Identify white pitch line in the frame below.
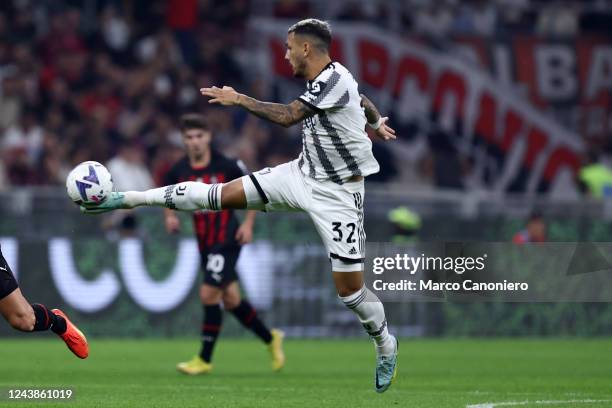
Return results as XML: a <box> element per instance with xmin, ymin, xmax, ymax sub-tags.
<box><xmin>467</xmin><ymin>399</ymin><xmax>612</xmax><ymax>408</ymax></box>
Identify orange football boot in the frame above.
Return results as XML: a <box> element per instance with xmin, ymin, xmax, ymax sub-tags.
<box><xmin>51</xmin><ymin>309</ymin><xmax>89</xmax><ymax>359</ymax></box>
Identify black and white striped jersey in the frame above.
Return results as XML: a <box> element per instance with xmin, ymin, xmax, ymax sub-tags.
<box><xmin>296</xmin><ymin>62</ymin><xmax>380</xmax><ymax>184</ymax></box>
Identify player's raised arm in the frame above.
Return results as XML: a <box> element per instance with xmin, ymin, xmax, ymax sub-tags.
<box><xmin>200</xmin><ymin>86</ymin><xmax>314</xmax><ymax>128</ymax></box>
<box><xmin>360</xmin><ymin>93</ymin><xmax>396</xmax><ymax>141</ymax></box>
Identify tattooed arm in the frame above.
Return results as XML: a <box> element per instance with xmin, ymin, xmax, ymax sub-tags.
<box><xmin>237</xmin><ymin>96</ymin><xmax>314</xmax><ymax>127</ymax></box>
<box><xmin>360</xmin><ymin>93</ymin><xmax>381</xmax><ymax>125</ymax></box>
<box><xmin>360</xmin><ymin>93</ymin><xmax>396</xmax><ymax>141</ymax></box>
<box><xmin>200</xmin><ymin>86</ymin><xmax>314</xmax><ymax>127</ymax></box>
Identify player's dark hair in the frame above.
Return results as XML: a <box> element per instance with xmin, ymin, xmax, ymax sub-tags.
<box><xmin>180</xmin><ymin>113</ymin><xmax>209</xmax><ymax>132</ymax></box>
<box><xmin>288</xmin><ymin>18</ymin><xmax>332</xmax><ymax>52</ymax></box>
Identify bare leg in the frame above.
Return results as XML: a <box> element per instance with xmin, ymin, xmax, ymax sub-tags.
<box><xmin>333</xmin><ymin>271</ymin><xmax>364</xmax><ymax>297</ymax></box>
<box><xmin>221</xmin><ymin>281</ymin><xmax>242</xmax><ymax>310</ymax></box>
<box><xmin>0</xmin><ymin>289</ymin><xmax>35</xmax><ymax>331</ymax></box>
<box><xmin>200</xmin><ymin>284</ymin><xmax>223</xmax><ymax>305</ymax></box>
<box><xmin>220</xmin><ymin>178</ymin><xmax>248</xmax><ymax>209</ymax></box>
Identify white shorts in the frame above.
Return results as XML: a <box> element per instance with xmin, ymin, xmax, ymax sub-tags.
<box><xmin>242</xmin><ymin>160</ymin><xmax>365</xmax><ymax>272</ymax></box>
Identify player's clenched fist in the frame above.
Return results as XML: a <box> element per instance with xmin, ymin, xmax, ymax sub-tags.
<box><xmin>200</xmin><ymin>86</ymin><xmax>241</xmax><ymax>106</ymax></box>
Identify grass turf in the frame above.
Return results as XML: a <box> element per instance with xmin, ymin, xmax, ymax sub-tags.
<box><xmin>0</xmin><ymin>338</ymin><xmax>611</xmax><ymax>407</ymax></box>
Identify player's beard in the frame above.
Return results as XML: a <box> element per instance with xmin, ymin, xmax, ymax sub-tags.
<box><xmin>292</xmin><ymin>59</ymin><xmax>307</xmax><ymax>78</ymax></box>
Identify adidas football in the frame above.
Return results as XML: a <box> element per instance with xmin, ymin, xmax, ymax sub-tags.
<box><xmin>66</xmin><ymin>161</ymin><xmax>114</xmax><ymax>205</ymax></box>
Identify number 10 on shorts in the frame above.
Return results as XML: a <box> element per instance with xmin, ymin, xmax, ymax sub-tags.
<box><xmin>206</xmin><ymin>254</ymin><xmax>225</xmax><ymax>282</ymax></box>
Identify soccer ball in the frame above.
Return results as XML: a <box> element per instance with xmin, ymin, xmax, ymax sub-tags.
<box><xmin>66</xmin><ymin>161</ymin><xmax>114</xmax><ymax>205</ymax></box>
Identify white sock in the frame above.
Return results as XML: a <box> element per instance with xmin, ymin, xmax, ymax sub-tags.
<box><xmin>340</xmin><ymin>285</ymin><xmax>395</xmax><ymax>356</ymax></box>
<box><xmin>123</xmin><ymin>182</ymin><xmax>222</xmax><ymax>211</ymax></box>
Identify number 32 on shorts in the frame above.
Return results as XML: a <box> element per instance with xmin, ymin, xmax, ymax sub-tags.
<box><xmin>331</xmin><ymin>222</ymin><xmax>356</xmax><ymax>243</ymax></box>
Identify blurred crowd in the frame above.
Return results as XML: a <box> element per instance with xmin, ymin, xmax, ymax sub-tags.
<box><xmin>330</xmin><ymin>0</ymin><xmax>611</xmax><ymax>38</ymax></box>
<box><xmin>0</xmin><ymin>0</ymin><xmax>610</xmax><ymax>191</ymax></box>
<box><xmin>0</xmin><ymin>0</ymin><xmax>299</xmax><ymax>191</ymax></box>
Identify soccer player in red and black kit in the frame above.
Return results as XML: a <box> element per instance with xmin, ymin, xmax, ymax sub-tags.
<box><xmin>0</xmin><ymin>246</ymin><xmax>88</xmax><ymax>358</ymax></box>
<box><xmin>164</xmin><ymin>113</ymin><xmax>284</xmax><ymax>375</ymax></box>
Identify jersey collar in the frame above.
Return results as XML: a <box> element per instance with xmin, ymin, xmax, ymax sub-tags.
<box><xmin>309</xmin><ymin>61</ymin><xmax>335</xmax><ymax>84</ymax></box>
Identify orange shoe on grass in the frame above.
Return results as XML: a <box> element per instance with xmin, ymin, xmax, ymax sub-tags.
<box><xmin>51</xmin><ymin>309</ymin><xmax>89</xmax><ymax>359</ymax></box>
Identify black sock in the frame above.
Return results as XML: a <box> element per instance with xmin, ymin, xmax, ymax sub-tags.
<box><xmin>230</xmin><ymin>300</ymin><xmax>272</xmax><ymax>344</ymax></box>
<box><xmin>31</xmin><ymin>304</ymin><xmax>67</xmax><ymax>334</ymax></box>
<box><xmin>200</xmin><ymin>304</ymin><xmax>222</xmax><ymax>363</ymax></box>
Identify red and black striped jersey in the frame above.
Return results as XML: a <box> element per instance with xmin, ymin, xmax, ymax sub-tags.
<box><xmin>163</xmin><ymin>150</ymin><xmax>247</xmax><ymax>252</ymax></box>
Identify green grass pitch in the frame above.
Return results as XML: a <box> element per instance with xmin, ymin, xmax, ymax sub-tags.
<box><xmin>0</xmin><ymin>338</ymin><xmax>611</xmax><ymax>407</ymax></box>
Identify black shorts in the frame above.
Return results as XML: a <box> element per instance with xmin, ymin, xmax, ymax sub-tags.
<box><xmin>0</xmin><ymin>248</ymin><xmax>18</xmax><ymax>300</ymax></box>
<box><xmin>201</xmin><ymin>247</ymin><xmax>241</xmax><ymax>288</ymax></box>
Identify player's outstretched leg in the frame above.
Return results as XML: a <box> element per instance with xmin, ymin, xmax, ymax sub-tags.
<box><xmin>223</xmin><ymin>283</ymin><xmax>285</xmax><ymax>371</ymax></box>
<box><xmin>0</xmin><ymin>248</ymin><xmax>89</xmax><ymax>359</ymax></box>
<box><xmin>0</xmin><ymin>291</ymin><xmax>89</xmax><ymax>359</ymax></box>
<box><xmin>80</xmin><ymin>175</ymin><xmax>253</xmax><ymax>215</ymax></box>
<box><xmin>334</xmin><ymin>272</ymin><xmax>398</xmax><ymax>393</ymax></box>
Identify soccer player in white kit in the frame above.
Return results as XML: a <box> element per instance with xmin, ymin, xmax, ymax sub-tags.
<box><xmin>82</xmin><ymin>18</ymin><xmax>399</xmax><ymax>393</ymax></box>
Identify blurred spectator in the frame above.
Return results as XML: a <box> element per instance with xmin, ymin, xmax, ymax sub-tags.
<box><xmin>388</xmin><ymin>206</ymin><xmax>422</xmax><ymax>243</ymax></box>
<box><xmin>536</xmin><ymin>2</ymin><xmax>579</xmax><ymax>37</ymax></box>
<box><xmin>2</xmin><ymin>106</ymin><xmax>43</xmax><ymax>165</ymax></box>
<box><xmin>452</xmin><ymin>0</ymin><xmax>497</xmax><ymax>36</ymax></box>
<box><xmin>413</xmin><ymin>4</ymin><xmax>453</xmax><ymax>39</ymax></box>
<box><xmin>80</xmin><ymin>82</ymin><xmax>122</xmax><ymax>130</ymax></box>
<box><xmin>166</xmin><ymin>0</ymin><xmax>198</xmax><ymax>65</ymax></box>
<box><xmin>105</xmin><ymin>139</ymin><xmax>155</xmax><ymax>238</ymax></box>
<box><xmin>0</xmin><ymin>158</ymin><xmax>7</xmax><ymax>190</ymax></box>
<box><xmin>513</xmin><ymin>212</ymin><xmax>547</xmax><ymax>244</ymax></box>
<box><xmin>273</xmin><ymin>0</ymin><xmax>311</xmax><ymax>18</ymax></box>
<box><xmin>4</xmin><ymin>147</ymin><xmax>33</xmax><ymax>184</ymax></box>
<box><xmin>100</xmin><ymin>5</ymin><xmax>131</xmax><ymax>58</ymax></box>
<box><xmin>36</xmin><ymin>131</ymin><xmax>71</xmax><ymax>185</ymax></box>
<box><xmin>578</xmin><ymin>151</ymin><xmax>612</xmax><ymax>199</ymax></box>
<box><xmin>335</xmin><ymin>1</ymin><xmax>387</xmax><ymax>24</ymax></box>
<box><xmin>41</xmin><ymin>78</ymin><xmax>80</xmax><ymax>129</ymax></box>
<box><xmin>106</xmin><ymin>139</ymin><xmax>154</xmax><ymax>192</ymax></box>
<box><xmin>0</xmin><ymin>74</ymin><xmax>23</xmax><ymax>130</ymax></box>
